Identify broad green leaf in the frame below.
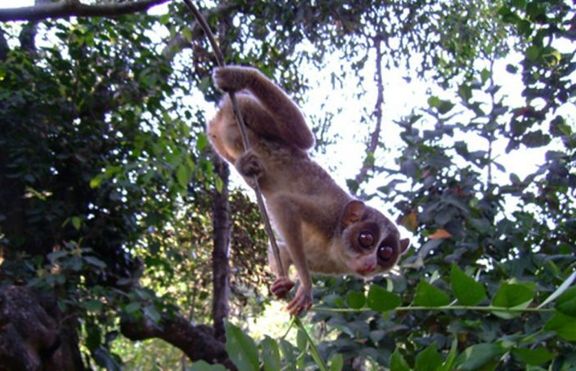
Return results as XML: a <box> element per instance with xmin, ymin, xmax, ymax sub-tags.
<box><xmin>414</xmin><ymin>343</ymin><xmax>442</xmax><ymax>371</ymax></box>
<box><xmin>555</xmin><ymin>286</ymin><xmax>576</xmax><ymax>317</ymax></box>
<box><xmin>413</xmin><ymin>281</ymin><xmax>450</xmax><ymax>307</ymax></box>
<box><xmin>346</xmin><ymin>290</ymin><xmax>366</xmax><ymax>309</ymax></box>
<box><xmin>491</xmin><ymin>282</ymin><xmax>535</xmax><ymax>319</ymax></box>
<box><xmin>278</xmin><ymin>339</ymin><xmax>298</xmax><ymax>371</ymax></box>
<box><xmin>225</xmin><ymin>322</ymin><xmax>259</xmax><ymax>371</ymax></box>
<box><xmin>190</xmin><ymin>361</ymin><xmax>227</xmax><ymax>371</ymax></box>
<box><xmin>328</xmin><ymin>353</ymin><xmax>344</xmax><ymax>371</ymax></box>
<box><xmin>512</xmin><ymin>347</ymin><xmax>554</xmax><ymax>366</ymax></box>
<box><xmin>455</xmin><ymin>343</ymin><xmax>504</xmax><ymax>370</ymax></box>
<box><xmin>450</xmin><ymin>265</ymin><xmax>487</xmax><ymax>306</ymax></box>
<box><xmin>367</xmin><ymin>284</ymin><xmax>401</xmax><ymax>312</ymax></box>
<box><xmin>261</xmin><ymin>336</ymin><xmax>281</xmax><ymax>371</ymax></box>
<box><xmin>390</xmin><ymin>349</ymin><xmax>410</xmax><ymax>371</ymax></box>
<box><xmin>544</xmin><ymin>313</ymin><xmax>576</xmax><ymax>341</ymax></box>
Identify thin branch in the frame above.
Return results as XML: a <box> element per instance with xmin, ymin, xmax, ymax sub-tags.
<box><xmin>353</xmin><ymin>36</ymin><xmax>385</xmax><ymax>188</ymax></box>
<box><xmin>0</xmin><ymin>0</ymin><xmax>171</xmax><ymax>22</ymax></box>
<box><xmin>182</xmin><ymin>0</ymin><xmax>286</xmax><ymax>278</ymax></box>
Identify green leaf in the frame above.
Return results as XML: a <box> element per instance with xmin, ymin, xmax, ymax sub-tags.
<box><xmin>71</xmin><ymin>216</ymin><xmax>82</xmax><ymax>230</ymax></box>
<box><xmin>346</xmin><ymin>290</ymin><xmax>366</xmax><ymax>309</ymax></box>
<box><xmin>450</xmin><ymin>265</ymin><xmax>487</xmax><ymax>305</ymax></box>
<box><xmin>225</xmin><ymin>322</ymin><xmax>259</xmax><ymax>371</ymax></box>
<box><xmin>491</xmin><ymin>282</ymin><xmax>535</xmax><ymax>319</ymax></box>
<box><xmin>544</xmin><ymin>313</ymin><xmax>576</xmax><ymax>341</ymax></box>
<box><xmin>83</xmin><ymin>299</ymin><xmax>103</xmax><ymax>312</ymax></box>
<box><xmin>190</xmin><ymin>361</ymin><xmax>227</xmax><ymax>371</ymax></box>
<box><xmin>84</xmin><ymin>256</ymin><xmax>107</xmax><ymax>269</ymax></box>
<box><xmin>413</xmin><ymin>281</ymin><xmax>450</xmax><ymax>307</ymax></box>
<box><xmin>390</xmin><ymin>349</ymin><xmax>411</xmax><ymax>371</ymax></box>
<box><xmin>414</xmin><ymin>343</ymin><xmax>442</xmax><ymax>371</ymax></box>
<box><xmin>261</xmin><ymin>337</ymin><xmax>281</xmax><ymax>371</ymax></box>
<box><xmin>197</xmin><ymin>133</ymin><xmax>209</xmax><ymax>151</ymax></box>
<box><xmin>438</xmin><ymin>338</ymin><xmax>458</xmax><ymax>371</ymax></box>
<box><xmin>455</xmin><ymin>343</ymin><xmax>504</xmax><ymax>370</ymax></box>
<box><xmin>555</xmin><ymin>286</ymin><xmax>576</xmax><ymax>317</ymax></box>
<box><xmin>366</xmin><ymin>284</ymin><xmax>401</xmax><ymax>312</ymax></box>
<box><xmin>124</xmin><ymin>302</ymin><xmax>141</xmax><ymax>314</ymax></box>
<box><xmin>328</xmin><ymin>353</ymin><xmax>343</xmax><ymax>371</ymax></box>
<box><xmin>512</xmin><ymin>347</ymin><xmax>554</xmax><ymax>366</ymax></box>
<box><xmin>176</xmin><ymin>164</ymin><xmax>190</xmax><ymax>190</ymax></box>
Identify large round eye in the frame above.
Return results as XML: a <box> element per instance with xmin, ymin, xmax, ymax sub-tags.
<box><xmin>358</xmin><ymin>231</ymin><xmax>375</xmax><ymax>249</ymax></box>
<box><xmin>378</xmin><ymin>245</ymin><xmax>395</xmax><ymax>262</ymax></box>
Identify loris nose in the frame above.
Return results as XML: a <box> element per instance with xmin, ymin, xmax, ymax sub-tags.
<box><xmin>358</xmin><ymin>263</ymin><xmax>376</xmax><ymax>275</ymax></box>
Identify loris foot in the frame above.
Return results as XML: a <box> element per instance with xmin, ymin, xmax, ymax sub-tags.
<box><xmin>236</xmin><ymin>150</ymin><xmax>263</xmax><ymax>180</ymax></box>
<box><xmin>212</xmin><ymin>66</ymin><xmax>257</xmax><ymax>93</ymax></box>
<box><xmin>286</xmin><ymin>285</ymin><xmax>313</xmax><ymax>316</ymax></box>
<box><xmin>271</xmin><ymin>277</ymin><xmax>295</xmax><ymax>299</ymax></box>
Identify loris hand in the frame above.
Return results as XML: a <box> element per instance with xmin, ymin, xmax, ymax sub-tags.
<box><xmin>286</xmin><ymin>284</ymin><xmax>313</xmax><ymax>316</ymax></box>
<box><xmin>212</xmin><ymin>66</ymin><xmax>258</xmax><ymax>93</ymax></box>
<box><xmin>271</xmin><ymin>276</ymin><xmax>295</xmax><ymax>299</ymax></box>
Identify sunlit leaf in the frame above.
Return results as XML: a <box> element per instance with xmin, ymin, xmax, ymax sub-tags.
<box><xmin>413</xmin><ymin>281</ymin><xmax>450</xmax><ymax>307</ymax></box>
<box><xmin>450</xmin><ymin>265</ymin><xmax>487</xmax><ymax>306</ymax></box>
<box><xmin>225</xmin><ymin>322</ymin><xmax>259</xmax><ymax>371</ymax></box>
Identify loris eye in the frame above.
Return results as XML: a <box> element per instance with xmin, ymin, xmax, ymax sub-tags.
<box><xmin>358</xmin><ymin>232</ymin><xmax>375</xmax><ymax>248</ymax></box>
<box><xmin>378</xmin><ymin>245</ymin><xmax>395</xmax><ymax>262</ymax></box>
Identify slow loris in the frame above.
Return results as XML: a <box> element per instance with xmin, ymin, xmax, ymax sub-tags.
<box><xmin>208</xmin><ymin>66</ymin><xmax>409</xmax><ymax>315</ymax></box>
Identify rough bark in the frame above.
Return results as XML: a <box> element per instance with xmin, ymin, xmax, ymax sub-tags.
<box><xmin>120</xmin><ymin>312</ymin><xmax>234</xmax><ymax>368</ymax></box>
<box><xmin>211</xmin><ymin>156</ymin><xmax>232</xmax><ymax>341</ymax></box>
<box><xmin>0</xmin><ymin>286</ymin><xmax>84</xmax><ymax>371</ymax></box>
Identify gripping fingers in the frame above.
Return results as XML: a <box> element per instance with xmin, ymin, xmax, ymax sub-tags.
<box><xmin>212</xmin><ymin>66</ymin><xmax>254</xmax><ymax>93</ymax></box>
<box><xmin>271</xmin><ymin>277</ymin><xmax>295</xmax><ymax>299</ymax></box>
<box><xmin>286</xmin><ymin>286</ymin><xmax>313</xmax><ymax>316</ymax></box>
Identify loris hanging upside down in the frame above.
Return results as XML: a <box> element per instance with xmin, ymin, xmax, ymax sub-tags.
<box><xmin>207</xmin><ymin>65</ymin><xmax>409</xmax><ymax>315</ymax></box>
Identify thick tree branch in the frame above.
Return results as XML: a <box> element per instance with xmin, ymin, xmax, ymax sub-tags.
<box><xmin>120</xmin><ymin>312</ymin><xmax>234</xmax><ymax>368</ymax></box>
<box><xmin>0</xmin><ymin>0</ymin><xmax>171</xmax><ymax>22</ymax></box>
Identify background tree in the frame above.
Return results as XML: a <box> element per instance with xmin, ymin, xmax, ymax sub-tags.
<box><xmin>0</xmin><ymin>0</ymin><xmax>574</xmax><ymax>370</ymax></box>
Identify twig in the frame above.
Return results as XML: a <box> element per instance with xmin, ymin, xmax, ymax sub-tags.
<box><xmin>182</xmin><ymin>0</ymin><xmax>286</xmax><ymax>278</ymax></box>
<box><xmin>0</xmin><ymin>0</ymin><xmax>171</xmax><ymax>22</ymax></box>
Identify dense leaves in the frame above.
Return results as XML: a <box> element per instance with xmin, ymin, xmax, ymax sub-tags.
<box><xmin>0</xmin><ymin>0</ymin><xmax>575</xmax><ymax>369</ymax></box>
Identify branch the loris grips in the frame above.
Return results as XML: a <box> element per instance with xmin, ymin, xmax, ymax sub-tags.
<box><xmin>183</xmin><ymin>0</ymin><xmax>287</xmax><ymax>278</ymax></box>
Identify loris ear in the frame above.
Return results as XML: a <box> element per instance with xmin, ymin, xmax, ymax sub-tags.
<box><xmin>399</xmin><ymin>238</ymin><xmax>410</xmax><ymax>254</ymax></box>
<box><xmin>341</xmin><ymin>200</ymin><xmax>365</xmax><ymax>228</ymax></box>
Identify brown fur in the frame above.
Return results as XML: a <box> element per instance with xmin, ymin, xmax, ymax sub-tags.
<box><xmin>208</xmin><ymin>66</ymin><xmax>408</xmax><ymax>314</ymax></box>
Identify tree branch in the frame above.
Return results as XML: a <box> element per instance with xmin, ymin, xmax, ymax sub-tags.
<box><xmin>120</xmin><ymin>312</ymin><xmax>234</xmax><ymax>368</ymax></box>
<box><xmin>353</xmin><ymin>36</ymin><xmax>385</xmax><ymax>187</ymax></box>
<box><xmin>0</xmin><ymin>0</ymin><xmax>171</xmax><ymax>22</ymax></box>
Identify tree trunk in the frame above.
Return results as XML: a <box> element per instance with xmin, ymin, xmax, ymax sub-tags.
<box><xmin>211</xmin><ymin>155</ymin><xmax>232</xmax><ymax>341</ymax></box>
<box><xmin>0</xmin><ymin>286</ymin><xmax>84</xmax><ymax>371</ymax></box>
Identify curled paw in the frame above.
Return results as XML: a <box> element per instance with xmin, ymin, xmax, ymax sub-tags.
<box><xmin>212</xmin><ymin>66</ymin><xmax>254</xmax><ymax>93</ymax></box>
<box><xmin>286</xmin><ymin>285</ymin><xmax>313</xmax><ymax>316</ymax></box>
<box><xmin>271</xmin><ymin>277</ymin><xmax>295</xmax><ymax>299</ymax></box>
<box><xmin>236</xmin><ymin>150</ymin><xmax>263</xmax><ymax>179</ymax></box>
